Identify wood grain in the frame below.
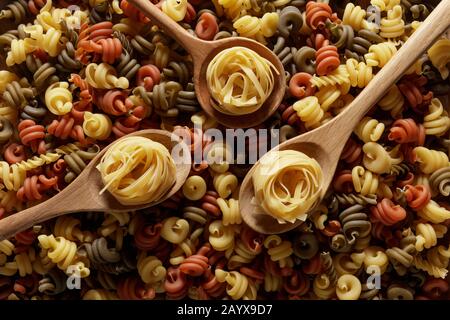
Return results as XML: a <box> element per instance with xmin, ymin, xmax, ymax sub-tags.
<box><xmin>128</xmin><ymin>0</ymin><xmax>286</xmax><ymax>128</ymax></box>
<box><xmin>240</xmin><ymin>0</ymin><xmax>450</xmax><ymax>234</ymax></box>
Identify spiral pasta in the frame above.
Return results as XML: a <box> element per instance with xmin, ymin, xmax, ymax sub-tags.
<box><xmin>54</xmin><ymin>216</ymin><xmax>95</xmax><ymax>243</ymax></box>
<box><xmin>418</xmin><ymin>201</ymin><xmax>450</xmax><ymax>224</ymax></box>
<box><xmin>137</xmin><ymin>254</ymin><xmax>166</xmax><ymax>285</ymax></box>
<box><xmin>292</xmin><ymin>96</ymin><xmax>324</xmax><ymax>129</ymax></box>
<box><xmin>354</xmin><ymin>117</ymin><xmax>385</xmax><ymax>143</ymax></box>
<box><xmin>342</xmin><ymin>3</ymin><xmax>375</xmax><ymax>31</ymax></box>
<box><xmin>38</xmin><ymin>234</ymin><xmax>89</xmax><ymax>276</ymax></box>
<box><xmin>427</xmin><ymin>39</ymin><xmax>450</xmax><ymax>80</ymax></box>
<box><xmin>336</xmin><ymin>274</ymin><xmax>362</xmax><ymax>300</ymax></box>
<box><xmin>85</xmin><ymin>63</ymin><xmax>129</xmax><ymax>89</ymax></box>
<box><xmin>423</xmin><ymin>98</ymin><xmax>450</xmax><ymax>137</ymax></box>
<box><xmin>0</xmin><ymin>144</ymin><xmax>78</xmax><ymax>191</ymax></box>
<box><xmin>217</xmin><ymin>198</ymin><xmax>241</xmax><ymax>225</ymax></box>
<box><xmin>213</xmin><ymin>172</ymin><xmax>238</xmax><ymax>199</ymax></box>
<box><xmin>378</xmin><ymin>84</ymin><xmax>405</xmax><ymax>118</ymax></box>
<box><xmin>429</xmin><ymin>167</ymin><xmax>450</xmax><ymax>197</ymax></box>
<box><xmin>351</xmin><ymin>166</ymin><xmax>379</xmax><ymax>195</ymax></box>
<box><xmin>379</xmin><ymin>5</ymin><xmax>405</xmax><ymax>39</ymax></box>
<box><xmin>45</xmin><ymin>82</ymin><xmax>73</xmax><ymax>115</ymax></box>
<box><xmin>161</xmin><ymin>217</ymin><xmax>189</xmax><ymax>245</ymax></box>
<box><xmin>345</xmin><ymin>59</ymin><xmax>374</xmax><ymax>88</ymax></box>
<box><xmin>82</xmin><ymin>112</ymin><xmax>112</xmax><ymax>140</ymax></box>
<box><xmin>208</xmin><ymin>220</ymin><xmax>235</xmax><ymax>252</ymax></box>
<box><xmin>365</xmin><ymin>42</ymin><xmax>398</xmax><ymax>67</ymax></box>
<box><xmin>413</xmin><ymin>147</ymin><xmax>449</xmax><ymax>174</ymax></box>
<box><xmin>162</xmin><ymin>0</ymin><xmax>188</xmax><ymax>22</ymax></box>
<box><xmin>0</xmin><ymin>0</ymin><xmax>447</xmax><ymax>302</ymax></box>
<box><xmin>264</xmin><ymin>235</ymin><xmax>293</xmax><ymax>268</ymax></box>
<box><xmin>215</xmin><ymin>269</ymin><xmax>257</xmax><ymax>300</ymax></box>
<box><xmin>310</xmin><ymin>65</ymin><xmax>350</xmax><ymax>89</ymax></box>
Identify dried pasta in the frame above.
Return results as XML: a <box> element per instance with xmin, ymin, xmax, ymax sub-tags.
<box><xmin>252</xmin><ymin>150</ymin><xmax>323</xmax><ymax>223</ymax></box>
<box><xmin>206</xmin><ymin>47</ymin><xmax>277</xmax><ymax>115</ymax></box>
<box><xmin>96</xmin><ymin>137</ymin><xmax>176</xmax><ymax>205</ymax></box>
<box><xmin>0</xmin><ymin>0</ymin><xmax>447</xmax><ymax>302</ymax></box>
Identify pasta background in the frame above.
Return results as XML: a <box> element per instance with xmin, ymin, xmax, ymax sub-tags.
<box><xmin>0</xmin><ymin>0</ymin><xmax>447</xmax><ymax>301</ymax></box>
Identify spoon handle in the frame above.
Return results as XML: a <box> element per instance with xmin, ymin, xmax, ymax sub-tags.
<box><xmin>127</xmin><ymin>0</ymin><xmax>208</xmax><ymax>53</ymax></box>
<box><xmin>0</xmin><ymin>174</ymin><xmax>94</xmax><ymax>240</ymax></box>
<box><xmin>335</xmin><ymin>0</ymin><xmax>450</xmax><ymax>130</ymax></box>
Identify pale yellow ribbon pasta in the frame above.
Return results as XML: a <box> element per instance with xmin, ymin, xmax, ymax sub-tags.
<box><xmin>252</xmin><ymin>150</ymin><xmax>323</xmax><ymax>223</ymax></box>
<box><xmin>96</xmin><ymin>137</ymin><xmax>176</xmax><ymax>206</ymax></box>
<box><xmin>206</xmin><ymin>47</ymin><xmax>277</xmax><ymax>115</ymax></box>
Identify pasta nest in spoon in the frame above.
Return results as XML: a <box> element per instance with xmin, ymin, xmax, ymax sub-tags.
<box><xmin>206</xmin><ymin>47</ymin><xmax>277</xmax><ymax>115</ymax></box>
<box><xmin>252</xmin><ymin>150</ymin><xmax>323</xmax><ymax>223</ymax></box>
<box><xmin>97</xmin><ymin>136</ymin><xmax>176</xmax><ymax>206</ymax></box>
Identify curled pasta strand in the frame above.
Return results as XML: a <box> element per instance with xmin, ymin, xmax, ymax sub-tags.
<box><xmin>94</xmin><ymin>90</ymin><xmax>133</xmax><ymax>117</ymax></box>
<box><xmin>289</xmin><ymin>72</ymin><xmax>316</xmax><ymax>99</ymax></box>
<box><xmin>195</xmin><ymin>12</ymin><xmax>219</xmax><ymax>40</ymax></box>
<box><xmin>85</xmin><ymin>63</ymin><xmax>129</xmax><ymax>89</ymax></box>
<box><xmin>413</xmin><ymin>147</ymin><xmax>449</xmax><ymax>174</ymax></box>
<box><xmin>80</xmin><ymin>38</ymin><xmax>122</xmax><ymax>64</ymax></box>
<box><xmin>423</xmin><ymin>98</ymin><xmax>450</xmax><ymax>137</ymax></box>
<box><xmin>136</xmin><ymin>65</ymin><xmax>161</xmax><ymax>92</ymax></box>
<box><xmin>354</xmin><ymin>117</ymin><xmax>385</xmax><ymax>143</ymax></box>
<box><xmin>427</xmin><ymin>39</ymin><xmax>450</xmax><ymax>80</ymax></box>
<box><xmin>264</xmin><ymin>235</ymin><xmax>293</xmax><ymax>268</ymax></box>
<box><xmin>388</xmin><ymin>118</ymin><xmax>425</xmax><ymax>145</ymax></box>
<box><xmin>378</xmin><ymin>84</ymin><xmax>404</xmax><ymax>118</ymax></box>
<box><xmin>370</xmin><ymin>198</ymin><xmax>406</xmax><ymax>226</ymax></box>
<box><xmin>305</xmin><ymin>1</ymin><xmax>332</xmax><ymax>30</ymax></box>
<box><xmin>217</xmin><ymin>198</ymin><xmax>241</xmax><ymax>225</ymax></box>
<box><xmin>164</xmin><ymin>266</ymin><xmax>189</xmax><ymax>300</ymax></box>
<box><xmin>315</xmin><ymin>42</ymin><xmax>340</xmax><ymax>76</ymax></box>
<box><xmin>16</xmin><ymin>174</ymin><xmax>58</xmax><ymax>202</ymax></box>
<box><xmin>404</xmin><ymin>184</ymin><xmax>431</xmax><ymax>210</ymax></box>
<box><xmin>351</xmin><ymin>166</ymin><xmax>379</xmax><ymax>195</ymax></box>
<box><xmin>379</xmin><ymin>5</ymin><xmax>405</xmax><ymax>39</ymax></box>
<box><xmin>429</xmin><ymin>167</ymin><xmax>450</xmax><ymax>197</ymax></box>
<box><xmin>343</xmin><ymin>3</ymin><xmax>375</xmax><ymax>31</ymax></box>
<box><xmin>293</xmin><ymin>96</ymin><xmax>324</xmax><ymax>129</ymax></box>
<box><xmin>398</xmin><ymin>74</ymin><xmax>433</xmax><ymax>113</ymax></box>
<box><xmin>364</xmin><ymin>42</ymin><xmax>397</xmax><ymax>68</ymax></box>
<box><xmin>48</xmin><ymin>115</ymin><xmax>91</xmax><ymax>145</ymax></box>
<box><xmin>418</xmin><ymin>200</ymin><xmax>450</xmax><ymax>224</ymax></box>
<box><xmin>18</xmin><ymin>120</ymin><xmax>46</xmax><ymax>154</ymax></box>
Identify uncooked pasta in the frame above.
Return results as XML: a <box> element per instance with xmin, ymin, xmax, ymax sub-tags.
<box><xmin>252</xmin><ymin>150</ymin><xmax>323</xmax><ymax>223</ymax></box>
<box><xmin>206</xmin><ymin>47</ymin><xmax>277</xmax><ymax>115</ymax></box>
<box><xmin>96</xmin><ymin>136</ymin><xmax>176</xmax><ymax>205</ymax></box>
<box><xmin>0</xmin><ymin>0</ymin><xmax>448</xmax><ymax>302</ymax></box>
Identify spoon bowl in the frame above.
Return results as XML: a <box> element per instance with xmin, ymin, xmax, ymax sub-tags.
<box><xmin>240</xmin><ymin>140</ymin><xmax>332</xmax><ymax>234</ymax></box>
<box><xmin>128</xmin><ymin>0</ymin><xmax>286</xmax><ymax>128</ymax></box>
<box><xmin>194</xmin><ymin>37</ymin><xmax>286</xmax><ymax>128</ymax></box>
<box><xmin>240</xmin><ymin>0</ymin><xmax>450</xmax><ymax>234</ymax></box>
<box><xmin>0</xmin><ymin>129</ymin><xmax>191</xmax><ymax>240</ymax></box>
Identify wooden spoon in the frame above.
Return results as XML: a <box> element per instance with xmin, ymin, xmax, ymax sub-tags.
<box><xmin>240</xmin><ymin>0</ymin><xmax>450</xmax><ymax>234</ymax></box>
<box><xmin>127</xmin><ymin>0</ymin><xmax>285</xmax><ymax>128</ymax></box>
<box><xmin>0</xmin><ymin>129</ymin><xmax>191</xmax><ymax>240</ymax></box>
